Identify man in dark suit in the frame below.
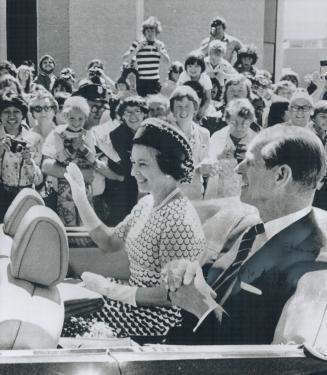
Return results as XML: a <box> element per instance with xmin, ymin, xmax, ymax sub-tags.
<box><xmin>164</xmin><ymin>124</ymin><xmax>327</xmax><ymax>345</ymax></box>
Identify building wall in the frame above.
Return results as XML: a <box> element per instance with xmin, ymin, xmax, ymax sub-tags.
<box><xmin>37</xmin><ymin>0</ymin><xmax>70</xmax><ymax>75</ymax></box>
<box><xmin>36</xmin><ymin>0</ymin><xmax>266</xmax><ymax>82</ymax></box>
<box><xmin>283</xmin><ymin>47</ymin><xmax>327</xmax><ymax>86</ymax></box>
<box><xmin>0</xmin><ymin>0</ymin><xmax>7</xmax><ymax>61</ymax></box>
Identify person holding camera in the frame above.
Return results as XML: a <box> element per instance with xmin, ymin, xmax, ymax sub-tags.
<box><xmin>205</xmin><ymin>98</ymin><xmax>257</xmax><ymax>199</ymax></box>
<box><xmin>199</xmin><ymin>16</ymin><xmax>243</xmax><ymax>64</ymax></box>
<box><xmin>86</xmin><ymin>59</ymin><xmax>116</xmax><ymax>94</ymax></box>
<box><xmin>123</xmin><ymin>16</ymin><xmax>170</xmax><ymax>97</ymax></box>
<box><xmin>0</xmin><ymin>93</ymin><xmax>43</xmax><ymax>221</ymax></box>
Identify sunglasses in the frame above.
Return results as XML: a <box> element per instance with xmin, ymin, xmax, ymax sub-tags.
<box><xmin>31</xmin><ymin>105</ymin><xmax>55</xmax><ymax>113</ymax></box>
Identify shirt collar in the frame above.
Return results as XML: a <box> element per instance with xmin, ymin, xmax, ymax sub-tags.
<box><xmin>264</xmin><ymin>206</ymin><xmax>312</xmax><ymax>241</ymax></box>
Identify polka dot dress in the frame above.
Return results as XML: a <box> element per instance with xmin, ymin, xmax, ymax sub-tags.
<box><xmin>63</xmin><ymin>194</ymin><xmax>206</xmax><ymax>337</ymax></box>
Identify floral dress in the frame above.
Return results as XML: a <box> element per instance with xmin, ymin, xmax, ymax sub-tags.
<box><xmin>63</xmin><ymin>194</ymin><xmax>206</xmax><ymax>337</ymax></box>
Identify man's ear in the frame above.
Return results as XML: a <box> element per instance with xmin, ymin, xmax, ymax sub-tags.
<box><xmin>275</xmin><ymin>164</ymin><xmax>292</xmax><ymax>185</ymax></box>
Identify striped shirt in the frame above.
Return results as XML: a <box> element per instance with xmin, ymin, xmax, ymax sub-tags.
<box><xmin>129</xmin><ymin>40</ymin><xmax>167</xmax><ymax>80</ymax></box>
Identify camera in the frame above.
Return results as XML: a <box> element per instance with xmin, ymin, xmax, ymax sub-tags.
<box><xmin>9</xmin><ymin>138</ymin><xmax>27</xmax><ymax>153</ymax></box>
<box><xmin>88</xmin><ymin>67</ymin><xmax>101</xmax><ymax>77</ymax></box>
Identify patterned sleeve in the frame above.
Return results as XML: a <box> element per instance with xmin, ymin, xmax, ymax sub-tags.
<box><xmin>158</xmin><ymin>200</ymin><xmax>206</xmax><ymax>266</ymax></box>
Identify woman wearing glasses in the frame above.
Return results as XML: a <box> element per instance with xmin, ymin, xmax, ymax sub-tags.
<box><xmin>0</xmin><ymin>94</ymin><xmax>43</xmax><ymax>221</ymax></box>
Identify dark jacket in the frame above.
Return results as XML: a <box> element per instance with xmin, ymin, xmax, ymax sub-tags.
<box><xmin>168</xmin><ymin>208</ymin><xmax>327</xmax><ymax>345</ymax></box>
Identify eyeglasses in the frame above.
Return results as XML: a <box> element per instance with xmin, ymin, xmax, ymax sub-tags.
<box><xmin>291</xmin><ymin>105</ymin><xmax>312</xmax><ymax>112</ymax></box>
<box><xmin>90</xmin><ymin>104</ymin><xmax>105</xmax><ymax>113</ymax></box>
<box><xmin>31</xmin><ymin>105</ymin><xmax>55</xmax><ymax>113</ymax></box>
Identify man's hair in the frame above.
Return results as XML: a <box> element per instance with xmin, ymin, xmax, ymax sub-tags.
<box><xmin>141</xmin><ymin>16</ymin><xmax>162</xmax><ymax>35</ymax></box>
<box><xmin>289</xmin><ymin>88</ymin><xmax>314</xmax><ymax>108</ymax></box>
<box><xmin>210</xmin><ymin>16</ymin><xmax>226</xmax><ymax>30</ymax></box>
<box><xmin>253</xmin><ymin>125</ymin><xmax>326</xmax><ymax>190</ymax></box>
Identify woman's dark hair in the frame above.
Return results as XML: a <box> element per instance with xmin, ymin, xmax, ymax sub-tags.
<box><xmin>236</xmin><ymin>44</ymin><xmax>258</xmax><ymax>65</ymax></box>
<box><xmin>133</xmin><ymin>118</ymin><xmax>194</xmax><ymax>183</ymax></box>
<box><xmin>184</xmin><ymin>51</ymin><xmax>206</xmax><ymax>73</ymax></box>
<box><xmin>267</xmin><ymin>101</ymin><xmax>289</xmax><ymax>127</ymax></box>
<box><xmin>0</xmin><ymin>93</ymin><xmax>28</xmax><ymax>118</ymax></box>
<box><xmin>183</xmin><ymin>80</ymin><xmax>205</xmax><ymax>108</ymax></box>
<box><xmin>168</xmin><ymin>61</ymin><xmax>184</xmax><ymax>81</ymax></box>
<box><xmin>281</xmin><ymin>70</ymin><xmax>299</xmax><ymax>88</ymax></box>
<box><xmin>211</xmin><ymin>77</ymin><xmax>223</xmax><ymax>101</ymax></box>
<box><xmin>116</xmin><ymin>96</ymin><xmax>148</xmax><ymax>119</ymax></box>
<box><xmin>52</xmin><ymin>77</ymin><xmax>74</xmax><ymax>95</ymax></box>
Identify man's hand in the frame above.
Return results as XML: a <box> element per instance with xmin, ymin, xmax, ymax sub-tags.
<box><xmin>162</xmin><ymin>259</ymin><xmax>216</xmax><ymax>299</ymax></box>
<box><xmin>169</xmin><ymin>280</ymin><xmax>218</xmax><ymax>319</ymax></box>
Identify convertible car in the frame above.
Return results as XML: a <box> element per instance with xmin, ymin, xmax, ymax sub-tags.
<box><xmin>0</xmin><ymin>189</ymin><xmax>326</xmax><ymax>374</ymax></box>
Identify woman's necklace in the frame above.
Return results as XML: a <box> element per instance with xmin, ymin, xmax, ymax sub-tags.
<box><xmin>153</xmin><ymin>187</ymin><xmax>181</xmax><ymax>212</ymax></box>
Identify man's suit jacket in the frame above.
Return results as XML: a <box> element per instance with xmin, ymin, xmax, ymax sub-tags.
<box><xmin>167</xmin><ymin>208</ymin><xmax>327</xmax><ymax>345</ymax></box>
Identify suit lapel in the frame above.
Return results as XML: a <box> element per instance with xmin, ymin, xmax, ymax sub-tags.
<box><xmin>239</xmin><ymin>211</ymin><xmax>320</xmax><ymax>286</ymax></box>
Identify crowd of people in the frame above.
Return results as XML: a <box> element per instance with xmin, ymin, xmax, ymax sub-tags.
<box><xmin>1</xmin><ymin>14</ymin><xmax>327</xmax><ymax>347</ymax></box>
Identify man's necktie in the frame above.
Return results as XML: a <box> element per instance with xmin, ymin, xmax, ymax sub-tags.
<box><xmin>211</xmin><ymin>223</ymin><xmax>265</xmax><ymax>305</ymax></box>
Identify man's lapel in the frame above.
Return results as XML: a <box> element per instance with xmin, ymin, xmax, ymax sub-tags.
<box><xmin>239</xmin><ymin>211</ymin><xmax>318</xmax><ymax>286</ymax></box>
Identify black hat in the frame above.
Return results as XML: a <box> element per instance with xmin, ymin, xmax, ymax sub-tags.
<box><xmin>72</xmin><ymin>81</ymin><xmax>107</xmax><ymax>102</ymax></box>
<box><xmin>0</xmin><ymin>93</ymin><xmax>28</xmax><ymax>118</ymax></box>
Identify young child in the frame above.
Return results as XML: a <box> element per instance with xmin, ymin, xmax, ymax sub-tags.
<box><xmin>42</xmin><ymin>96</ymin><xmax>96</xmax><ymax>226</ymax></box>
<box><xmin>178</xmin><ymin>51</ymin><xmax>212</xmax><ymax>119</ymax></box>
<box><xmin>205</xmin><ymin>40</ymin><xmax>236</xmax><ymax>87</ymax></box>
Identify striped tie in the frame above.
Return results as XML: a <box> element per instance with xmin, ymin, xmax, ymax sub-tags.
<box><xmin>211</xmin><ymin>223</ymin><xmax>265</xmax><ymax>305</ymax></box>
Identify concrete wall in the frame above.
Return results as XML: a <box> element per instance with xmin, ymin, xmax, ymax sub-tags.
<box><xmin>283</xmin><ymin>47</ymin><xmax>327</xmax><ymax>86</ymax></box>
<box><xmin>37</xmin><ymin>0</ymin><xmax>70</xmax><ymax>75</ymax></box>
<box><xmin>37</xmin><ymin>0</ymin><xmax>266</xmax><ymax>82</ymax></box>
<box><xmin>0</xmin><ymin>0</ymin><xmax>6</xmax><ymax>61</ymax></box>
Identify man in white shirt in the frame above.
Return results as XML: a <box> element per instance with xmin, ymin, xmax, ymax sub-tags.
<box><xmin>164</xmin><ymin>124</ymin><xmax>327</xmax><ymax>345</ymax></box>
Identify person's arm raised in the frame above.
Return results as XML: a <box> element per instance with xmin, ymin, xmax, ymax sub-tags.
<box><xmin>64</xmin><ymin>162</ymin><xmax>124</xmax><ymax>253</ymax></box>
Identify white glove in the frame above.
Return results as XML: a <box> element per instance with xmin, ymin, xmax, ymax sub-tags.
<box><xmin>64</xmin><ymin>163</ymin><xmax>102</xmax><ymax>232</ymax></box>
<box><xmin>82</xmin><ymin>272</ymin><xmax>137</xmax><ymax>307</ymax></box>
